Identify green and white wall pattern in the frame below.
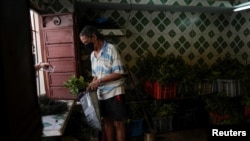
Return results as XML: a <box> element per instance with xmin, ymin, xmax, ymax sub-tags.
<box><xmin>32</xmin><ymin>0</ymin><xmax>250</xmax><ymax>77</ymax></box>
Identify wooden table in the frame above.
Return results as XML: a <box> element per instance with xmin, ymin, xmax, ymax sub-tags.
<box><xmin>42</xmin><ymin>100</ymin><xmax>75</xmax><ymax>137</ymax></box>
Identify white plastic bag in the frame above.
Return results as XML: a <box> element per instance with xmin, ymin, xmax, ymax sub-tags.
<box><xmin>79</xmin><ymin>91</ymin><xmax>102</xmax><ymax>131</ymax></box>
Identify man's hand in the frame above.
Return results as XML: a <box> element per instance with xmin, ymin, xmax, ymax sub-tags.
<box><xmin>40</xmin><ymin>63</ymin><xmax>50</xmax><ymax>69</ymax></box>
<box><xmin>87</xmin><ymin>79</ymin><xmax>102</xmax><ymax>91</ymax></box>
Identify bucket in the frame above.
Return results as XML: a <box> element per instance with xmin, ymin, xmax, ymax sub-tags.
<box><xmin>144</xmin><ymin>130</ymin><xmax>156</xmax><ymax>141</ymax></box>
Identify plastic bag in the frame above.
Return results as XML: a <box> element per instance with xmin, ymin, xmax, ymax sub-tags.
<box><xmin>79</xmin><ymin>91</ymin><xmax>102</xmax><ymax>131</ymax></box>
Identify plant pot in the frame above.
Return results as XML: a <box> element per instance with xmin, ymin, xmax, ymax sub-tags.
<box><xmin>216</xmin><ymin>79</ymin><xmax>241</xmax><ymax>97</ymax></box>
<box><xmin>244</xmin><ymin>106</ymin><xmax>250</xmax><ymax>118</ymax></box>
<box><xmin>144</xmin><ymin>132</ymin><xmax>156</xmax><ymax>141</ymax></box>
<box><xmin>152</xmin><ymin>116</ymin><xmax>173</xmax><ymax>133</ymax></box>
<box><xmin>209</xmin><ymin>112</ymin><xmax>230</xmax><ymax>125</ymax></box>
<box><xmin>126</xmin><ymin>119</ymin><xmax>144</xmax><ymax>137</ymax></box>
<box><xmin>143</xmin><ymin>80</ymin><xmax>154</xmax><ymax>96</ymax></box>
<box><xmin>153</xmin><ymin>81</ymin><xmax>177</xmax><ymax>100</ymax></box>
<box><xmin>197</xmin><ymin>79</ymin><xmax>216</xmax><ymax>95</ymax></box>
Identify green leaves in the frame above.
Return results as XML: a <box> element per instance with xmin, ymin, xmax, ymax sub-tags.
<box><xmin>64</xmin><ymin>75</ymin><xmax>89</xmax><ymax>95</ymax></box>
<box><xmin>211</xmin><ymin>57</ymin><xmax>245</xmax><ymax>79</ymax></box>
<box><xmin>137</xmin><ymin>52</ymin><xmax>188</xmax><ymax>84</ymax></box>
<box><xmin>149</xmin><ymin>102</ymin><xmax>176</xmax><ymax>117</ymax></box>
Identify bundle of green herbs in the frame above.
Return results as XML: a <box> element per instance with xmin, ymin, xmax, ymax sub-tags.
<box><xmin>64</xmin><ymin>75</ymin><xmax>89</xmax><ymax>95</ymax></box>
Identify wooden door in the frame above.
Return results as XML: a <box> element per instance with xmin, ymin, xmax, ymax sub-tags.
<box><xmin>40</xmin><ymin>13</ymin><xmax>80</xmax><ymax>100</ymax></box>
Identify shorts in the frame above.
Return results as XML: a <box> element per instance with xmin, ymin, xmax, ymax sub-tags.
<box><xmin>99</xmin><ymin>94</ymin><xmax>126</xmax><ymax>121</ymax></box>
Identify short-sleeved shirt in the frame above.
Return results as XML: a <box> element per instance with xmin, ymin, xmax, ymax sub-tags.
<box><xmin>90</xmin><ymin>41</ymin><xmax>126</xmax><ymax>100</ymax></box>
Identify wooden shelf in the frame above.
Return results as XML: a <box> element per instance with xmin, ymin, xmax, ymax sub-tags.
<box><xmin>99</xmin><ymin>29</ymin><xmax>126</xmax><ymax>36</ymax></box>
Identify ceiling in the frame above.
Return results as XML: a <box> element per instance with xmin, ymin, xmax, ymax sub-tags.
<box><xmin>77</xmin><ymin>0</ymin><xmax>235</xmax><ymax>13</ymax></box>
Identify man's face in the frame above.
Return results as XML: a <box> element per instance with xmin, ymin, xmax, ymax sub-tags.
<box><xmin>80</xmin><ymin>35</ymin><xmax>92</xmax><ymax>45</ymax></box>
<box><xmin>80</xmin><ymin>35</ymin><xmax>94</xmax><ymax>50</ymax></box>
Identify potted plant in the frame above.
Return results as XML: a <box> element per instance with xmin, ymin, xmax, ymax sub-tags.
<box><xmin>176</xmin><ymin>64</ymin><xmax>200</xmax><ymax>98</ymax></box>
<box><xmin>241</xmin><ymin>96</ymin><xmax>250</xmax><ymax>120</ymax></box>
<box><xmin>156</xmin><ymin>55</ymin><xmax>187</xmax><ymax>99</ymax></box>
<box><xmin>125</xmin><ymin>102</ymin><xmax>145</xmax><ymax>137</ymax></box>
<box><xmin>149</xmin><ymin>101</ymin><xmax>177</xmax><ymax>133</ymax></box>
<box><xmin>241</xmin><ymin>70</ymin><xmax>250</xmax><ymax>120</ymax></box>
<box><xmin>157</xmin><ymin>55</ymin><xmax>186</xmax><ymax>84</ymax></box>
<box><xmin>64</xmin><ymin>75</ymin><xmax>89</xmax><ymax>96</ymax></box>
<box><xmin>193</xmin><ymin>64</ymin><xmax>216</xmax><ymax>96</ymax></box>
<box><xmin>204</xmin><ymin>92</ymin><xmax>244</xmax><ymax>125</ymax></box>
<box><xmin>136</xmin><ymin>51</ymin><xmax>163</xmax><ymax>96</ymax></box>
<box><xmin>211</xmin><ymin>56</ymin><xmax>245</xmax><ymax>97</ymax></box>
<box><xmin>136</xmin><ymin>51</ymin><xmax>161</xmax><ymax>82</ymax></box>
<box><xmin>211</xmin><ymin>56</ymin><xmax>245</xmax><ymax>79</ymax></box>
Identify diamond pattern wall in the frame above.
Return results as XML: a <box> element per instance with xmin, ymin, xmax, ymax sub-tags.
<box><xmin>105</xmin><ymin>9</ymin><xmax>249</xmax><ymax>72</ymax></box>
<box><xmin>34</xmin><ymin>0</ymin><xmax>250</xmax><ymax>78</ymax></box>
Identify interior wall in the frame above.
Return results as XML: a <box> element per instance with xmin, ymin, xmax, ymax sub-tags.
<box><xmin>74</xmin><ymin>1</ymin><xmax>250</xmax><ymax>77</ymax></box>
<box><xmin>32</xmin><ymin>0</ymin><xmax>250</xmax><ymax>79</ymax></box>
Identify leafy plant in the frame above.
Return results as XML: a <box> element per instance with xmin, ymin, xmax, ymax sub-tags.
<box><xmin>157</xmin><ymin>55</ymin><xmax>196</xmax><ymax>97</ymax></box>
<box><xmin>158</xmin><ymin>55</ymin><xmax>187</xmax><ymax>84</ymax></box>
<box><xmin>177</xmin><ymin>65</ymin><xmax>200</xmax><ymax>97</ymax></box>
<box><xmin>204</xmin><ymin>93</ymin><xmax>231</xmax><ymax>114</ymax></box>
<box><xmin>126</xmin><ymin>102</ymin><xmax>145</xmax><ymax>119</ymax></box>
<box><xmin>193</xmin><ymin>63</ymin><xmax>214</xmax><ymax>81</ymax></box>
<box><xmin>136</xmin><ymin>51</ymin><xmax>163</xmax><ymax>81</ymax></box>
<box><xmin>241</xmin><ymin>64</ymin><xmax>250</xmax><ymax>96</ymax></box>
<box><xmin>137</xmin><ymin>53</ymin><xmax>188</xmax><ymax>85</ymax></box>
<box><xmin>204</xmin><ymin>93</ymin><xmax>244</xmax><ymax>125</ymax></box>
<box><xmin>211</xmin><ymin>57</ymin><xmax>245</xmax><ymax>79</ymax></box>
<box><xmin>149</xmin><ymin>101</ymin><xmax>177</xmax><ymax>117</ymax></box>
<box><xmin>64</xmin><ymin>75</ymin><xmax>89</xmax><ymax>95</ymax></box>
<box><xmin>241</xmin><ymin>96</ymin><xmax>250</xmax><ymax>107</ymax></box>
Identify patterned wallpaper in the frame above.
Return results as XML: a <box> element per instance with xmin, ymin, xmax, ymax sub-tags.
<box><xmin>31</xmin><ymin>0</ymin><xmax>250</xmax><ymax>79</ymax></box>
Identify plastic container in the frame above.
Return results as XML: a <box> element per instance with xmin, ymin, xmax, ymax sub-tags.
<box><xmin>126</xmin><ymin>119</ymin><xmax>144</xmax><ymax>137</ymax></box>
<box><xmin>153</xmin><ymin>82</ymin><xmax>177</xmax><ymax>100</ymax></box>
<box><xmin>216</xmin><ymin>79</ymin><xmax>241</xmax><ymax>97</ymax></box>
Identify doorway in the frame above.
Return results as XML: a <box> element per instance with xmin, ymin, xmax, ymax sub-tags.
<box><xmin>30</xmin><ymin>9</ymin><xmax>46</xmax><ymax>95</ymax></box>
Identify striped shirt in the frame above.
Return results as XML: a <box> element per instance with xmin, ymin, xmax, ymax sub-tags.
<box><xmin>91</xmin><ymin>41</ymin><xmax>126</xmax><ymax>100</ymax></box>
